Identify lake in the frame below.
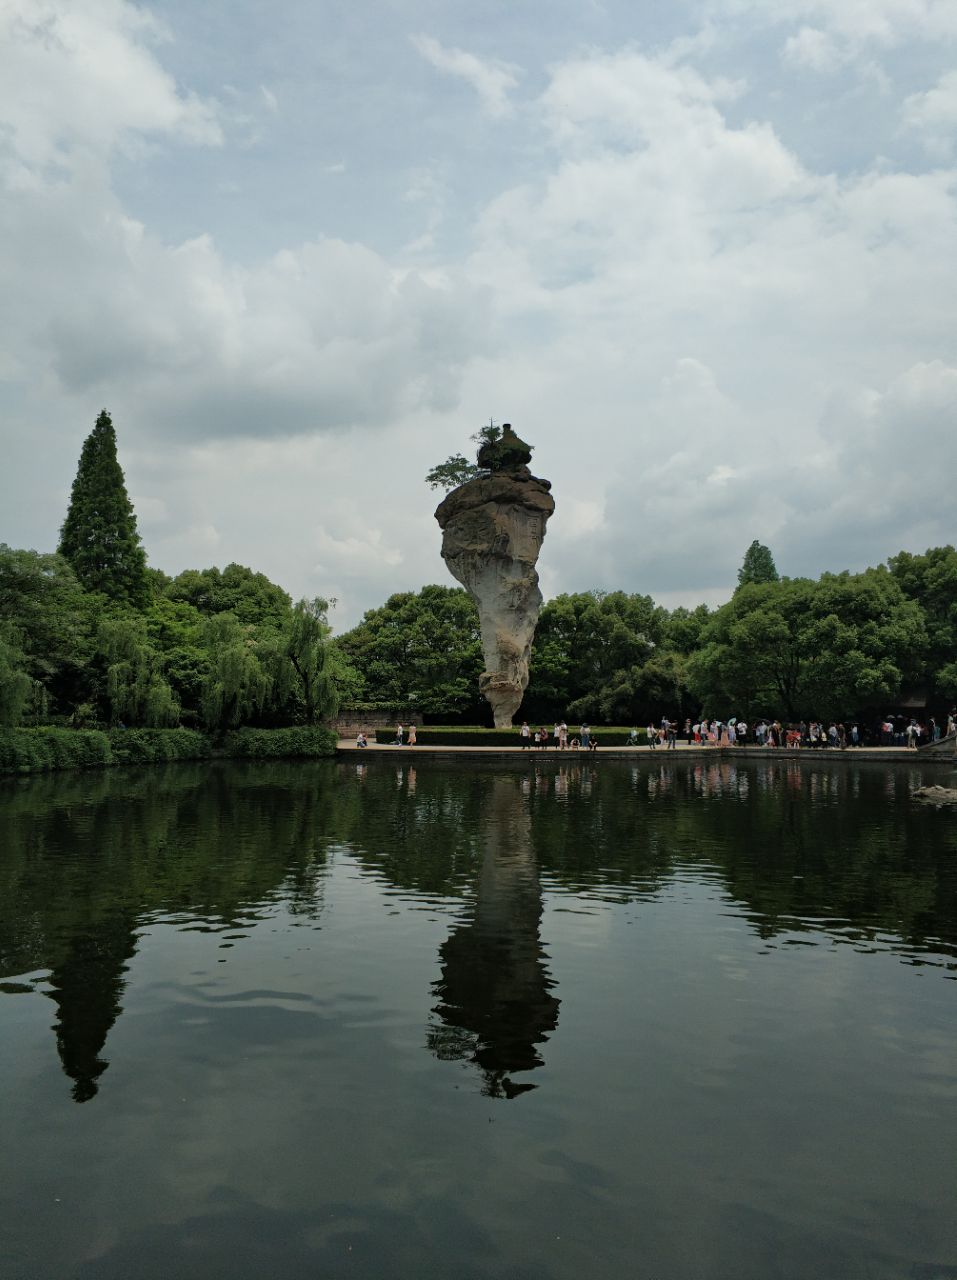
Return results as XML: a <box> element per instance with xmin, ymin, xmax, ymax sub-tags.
<box><xmin>1</xmin><ymin>754</ymin><xmax>956</xmax><ymax>1280</ymax></box>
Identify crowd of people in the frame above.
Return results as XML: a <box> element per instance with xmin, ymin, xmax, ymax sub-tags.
<box><xmin>520</xmin><ymin>721</ymin><xmax>598</xmax><ymax>751</ymax></box>
<box><xmin>356</xmin><ymin>712</ymin><xmax>955</xmax><ymax>751</ymax></box>
<box><xmin>645</xmin><ymin>712</ymin><xmax>956</xmax><ymax>750</ymax></box>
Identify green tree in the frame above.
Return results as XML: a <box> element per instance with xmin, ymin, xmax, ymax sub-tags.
<box><xmin>425</xmin><ymin>424</ymin><xmax>502</xmax><ymax>492</ymax></box>
<box><xmin>688</xmin><ymin>570</ymin><xmax>925</xmax><ymax>719</ymax></box>
<box><xmin>200</xmin><ymin>613</ymin><xmax>271</xmax><ymax>732</ymax></box>
<box><xmin>0</xmin><ymin>627</ymin><xmax>33</xmax><ymax>726</ymax></box>
<box><xmin>276</xmin><ymin>598</ymin><xmax>342</xmax><ymax>724</ymax></box>
<box><xmin>525</xmin><ymin>591</ymin><xmax>667</xmax><ymax>719</ymax></box>
<box><xmin>737</xmin><ymin>540</ymin><xmax>780</xmax><ymax>587</ymax></box>
<box><xmin>888</xmin><ymin>546</ymin><xmax>957</xmax><ymax>700</ymax></box>
<box><xmin>144</xmin><ymin>596</ymin><xmax>209</xmax><ymax>721</ymax></box>
<box><xmin>0</xmin><ymin>544</ymin><xmax>97</xmax><ymax>715</ymax></box>
<box><xmin>164</xmin><ymin>563</ymin><xmax>292</xmax><ymax>630</ymax></box>
<box><xmin>337</xmin><ymin>585</ymin><xmax>484</xmax><ymax>717</ymax></box>
<box><xmin>58</xmin><ymin>411</ymin><xmax>149</xmax><ymax>607</ymax></box>
<box><xmin>97</xmin><ymin>617</ymin><xmax>180</xmax><ymax>727</ymax></box>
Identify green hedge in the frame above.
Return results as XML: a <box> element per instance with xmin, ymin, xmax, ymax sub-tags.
<box><xmin>0</xmin><ymin>725</ymin><xmax>340</xmax><ymax>774</ymax></box>
<box><xmin>107</xmin><ymin>728</ymin><xmax>210</xmax><ymax>765</ymax></box>
<box><xmin>0</xmin><ymin>728</ymin><xmax>112</xmax><ymax>773</ymax></box>
<box><xmin>370</xmin><ymin>726</ymin><xmax>648</xmax><ymax>746</ymax></box>
<box><xmin>223</xmin><ymin>727</ymin><xmax>338</xmax><ymax>759</ymax></box>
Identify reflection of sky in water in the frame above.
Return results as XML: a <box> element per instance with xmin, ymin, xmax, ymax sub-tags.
<box><xmin>1</xmin><ymin>757</ymin><xmax>955</xmax><ymax>1280</ymax></box>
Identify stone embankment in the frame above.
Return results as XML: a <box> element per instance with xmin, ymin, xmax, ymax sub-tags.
<box><xmin>339</xmin><ymin>739</ymin><xmax>932</xmax><ymax>762</ymax></box>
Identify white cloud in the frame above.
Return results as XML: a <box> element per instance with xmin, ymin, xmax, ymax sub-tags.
<box><xmin>782</xmin><ymin>26</ymin><xmax>849</xmax><ymax>72</ymax></box>
<box><xmin>0</xmin><ymin>0</ymin><xmax>221</xmax><ymax>177</ymax></box>
<box><xmin>2</xmin><ymin>8</ymin><xmax>957</xmax><ymax>626</ymax></box>
<box><xmin>717</xmin><ymin>0</ymin><xmax>957</xmax><ymax>46</ymax></box>
<box><xmin>902</xmin><ymin>71</ymin><xmax>957</xmax><ymax>154</ymax></box>
<box><xmin>411</xmin><ymin>34</ymin><xmax>519</xmax><ymax>118</ymax></box>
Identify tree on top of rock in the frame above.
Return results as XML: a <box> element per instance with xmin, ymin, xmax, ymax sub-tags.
<box><xmin>737</xmin><ymin>540</ymin><xmax>779</xmax><ymax>587</ymax></box>
<box><xmin>58</xmin><ymin>410</ymin><xmax>149</xmax><ymax>607</ymax></box>
<box><xmin>425</xmin><ymin>422</ymin><xmax>533</xmax><ymax>491</ymax></box>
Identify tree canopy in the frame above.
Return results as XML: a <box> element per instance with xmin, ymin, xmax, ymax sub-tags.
<box><xmin>336</xmin><ymin>585</ymin><xmax>484</xmax><ymax>718</ymax></box>
<box><xmin>688</xmin><ymin>569</ymin><xmax>925</xmax><ymax>719</ymax></box>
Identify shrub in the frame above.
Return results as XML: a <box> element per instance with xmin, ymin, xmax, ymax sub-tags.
<box><xmin>0</xmin><ymin>728</ymin><xmax>111</xmax><ymax>773</ymax></box>
<box><xmin>223</xmin><ymin>727</ymin><xmax>338</xmax><ymax>759</ymax></box>
<box><xmin>107</xmin><ymin>728</ymin><xmax>210</xmax><ymax>765</ymax></box>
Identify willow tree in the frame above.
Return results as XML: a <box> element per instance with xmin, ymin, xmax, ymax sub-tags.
<box><xmin>0</xmin><ymin>629</ymin><xmax>32</xmax><ymax>726</ymax></box>
<box><xmin>278</xmin><ymin>598</ymin><xmax>340</xmax><ymax>724</ymax></box>
<box><xmin>200</xmin><ymin>613</ymin><xmax>271</xmax><ymax>732</ymax></box>
<box><xmin>59</xmin><ymin>410</ymin><xmax>149</xmax><ymax>607</ymax></box>
<box><xmin>97</xmin><ymin>617</ymin><xmax>180</xmax><ymax>727</ymax></box>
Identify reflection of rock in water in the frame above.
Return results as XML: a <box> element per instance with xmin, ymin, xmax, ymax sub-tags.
<box><xmin>45</xmin><ymin>919</ymin><xmax>136</xmax><ymax>1103</ymax></box>
<box><xmin>428</xmin><ymin>777</ymin><xmax>559</xmax><ymax>1098</ymax></box>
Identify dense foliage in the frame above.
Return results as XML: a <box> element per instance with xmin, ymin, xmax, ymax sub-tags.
<box><xmin>3</xmin><ymin>411</ymin><xmax>955</xmax><ymax>732</ymax></box>
<box><xmin>339</xmin><ymin>549</ymin><xmax>947</xmax><ymax>725</ymax></box>
<box><xmin>0</xmin><ymin>414</ymin><xmax>352</xmax><ymax>735</ymax></box>
<box><xmin>336</xmin><ymin>585</ymin><xmax>485</xmax><ymax>718</ymax></box>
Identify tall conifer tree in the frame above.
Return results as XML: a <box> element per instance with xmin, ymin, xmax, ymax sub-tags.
<box><xmin>59</xmin><ymin>410</ymin><xmax>149</xmax><ymax>607</ymax></box>
<box><xmin>737</xmin><ymin>540</ymin><xmax>779</xmax><ymax>587</ymax></box>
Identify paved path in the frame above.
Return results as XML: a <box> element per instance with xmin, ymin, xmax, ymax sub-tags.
<box><xmin>338</xmin><ymin>740</ymin><xmax>933</xmax><ymax>762</ymax></box>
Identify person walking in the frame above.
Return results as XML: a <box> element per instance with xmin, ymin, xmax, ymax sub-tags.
<box><xmin>393</xmin><ymin>723</ymin><xmax>404</xmax><ymax>746</ymax></box>
<box><xmin>407</xmin><ymin>724</ymin><xmax>417</xmax><ymax>746</ymax></box>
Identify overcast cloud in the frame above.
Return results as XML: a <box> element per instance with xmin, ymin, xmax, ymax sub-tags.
<box><xmin>1</xmin><ymin>0</ymin><xmax>955</xmax><ymax>628</ymax></box>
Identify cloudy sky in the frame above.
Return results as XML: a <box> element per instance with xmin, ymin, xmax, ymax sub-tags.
<box><xmin>2</xmin><ymin>0</ymin><xmax>956</xmax><ymax>630</ymax></box>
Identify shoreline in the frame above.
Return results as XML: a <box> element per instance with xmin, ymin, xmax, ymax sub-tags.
<box><xmin>338</xmin><ymin>740</ymin><xmax>956</xmax><ymax>764</ymax></box>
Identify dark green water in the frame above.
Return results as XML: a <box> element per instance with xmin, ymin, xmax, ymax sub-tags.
<box><xmin>2</xmin><ymin>755</ymin><xmax>956</xmax><ymax>1280</ymax></box>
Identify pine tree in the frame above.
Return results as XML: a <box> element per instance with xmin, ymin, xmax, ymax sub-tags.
<box><xmin>59</xmin><ymin>410</ymin><xmax>149</xmax><ymax>606</ymax></box>
<box><xmin>737</xmin><ymin>540</ymin><xmax>780</xmax><ymax>587</ymax></box>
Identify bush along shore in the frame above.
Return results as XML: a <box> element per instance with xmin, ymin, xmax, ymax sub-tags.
<box><xmin>0</xmin><ymin>726</ymin><xmax>338</xmax><ymax>774</ymax></box>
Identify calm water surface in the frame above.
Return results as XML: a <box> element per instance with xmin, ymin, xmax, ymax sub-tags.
<box><xmin>1</xmin><ymin>755</ymin><xmax>956</xmax><ymax>1280</ymax></box>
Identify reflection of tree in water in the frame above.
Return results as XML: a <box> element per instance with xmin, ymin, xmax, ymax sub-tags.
<box><xmin>3</xmin><ymin>754</ymin><xmax>956</xmax><ymax>1104</ymax></box>
<box><xmin>0</xmin><ymin>763</ymin><xmax>341</xmax><ymax>1103</ymax></box>
<box><xmin>427</xmin><ymin>777</ymin><xmax>559</xmax><ymax>1099</ymax></box>
<box><xmin>47</xmin><ymin>920</ymin><xmax>138</xmax><ymax>1102</ymax></box>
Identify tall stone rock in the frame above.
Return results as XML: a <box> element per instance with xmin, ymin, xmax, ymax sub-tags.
<box><xmin>435</xmin><ymin>427</ymin><xmax>554</xmax><ymax>726</ymax></box>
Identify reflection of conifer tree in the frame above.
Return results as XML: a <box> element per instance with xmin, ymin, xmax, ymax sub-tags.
<box><xmin>428</xmin><ymin>777</ymin><xmax>560</xmax><ymax>1098</ymax></box>
<box><xmin>45</xmin><ymin>919</ymin><xmax>137</xmax><ymax>1103</ymax></box>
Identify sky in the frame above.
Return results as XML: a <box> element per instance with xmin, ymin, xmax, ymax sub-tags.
<box><xmin>2</xmin><ymin>0</ymin><xmax>956</xmax><ymax>631</ymax></box>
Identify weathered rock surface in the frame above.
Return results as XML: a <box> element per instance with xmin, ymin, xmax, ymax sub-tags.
<box><xmin>912</xmin><ymin>784</ymin><xmax>957</xmax><ymax>806</ymax></box>
<box><xmin>435</xmin><ymin>462</ymin><xmax>554</xmax><ymax>727</ymax></box>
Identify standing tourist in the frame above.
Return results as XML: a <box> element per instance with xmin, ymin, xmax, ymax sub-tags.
<box><xmin>580</xmin><ymin>723</ymin><xmax>591</xmax><ymax>750</ymax></box>
<box><xmin>393</xmin><ymin>723</ymin><xmax>404</xmax><ymax>746</ymax></box>
<box><xmin>520</xmin><ymin>721</ymin><xmax>531</xmax><ymax>748</ymax></box>
<box><xmin>648</xmin><ymin>723</ymin><xmax>657</xmax><ymax>750</ymax></box>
